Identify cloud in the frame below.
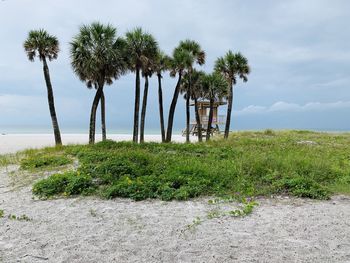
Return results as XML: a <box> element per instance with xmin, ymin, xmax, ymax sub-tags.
<box><xmin>1</xmin><ymin>0</ymin><xmax>350</xmax><ymax>131</ymax></box>
<box><xmin>234</xmin><ymin>101</ymin><xmax>350</xmax><ymax>115</ymax></box>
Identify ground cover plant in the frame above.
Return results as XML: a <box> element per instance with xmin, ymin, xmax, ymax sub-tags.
<box><xmin>7</xmin><ymin>131</ymin><xmax>350</xmax><ymax>201</ymax></box>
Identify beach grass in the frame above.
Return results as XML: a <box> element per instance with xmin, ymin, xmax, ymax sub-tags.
<box><xmin>8</xmin><ymin>130</ymin><xmax>350</xmax><ymax>200</ymax></box>
<box><xmin>0</xmin><ymin>152</ymin><xmax>22</xmax><ymax>167</ymax></box>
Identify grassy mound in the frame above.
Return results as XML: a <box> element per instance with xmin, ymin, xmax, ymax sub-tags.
<box><xmin>24</xmin><ymin>131</ymin><xmax>350</xmax><ymax>200</ymax></box>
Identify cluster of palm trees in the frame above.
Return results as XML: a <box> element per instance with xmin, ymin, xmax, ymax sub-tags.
<box><xmin>24</xmin><ymin>22</ymin><xmax>250</xmax><ymax>146</ymax></box>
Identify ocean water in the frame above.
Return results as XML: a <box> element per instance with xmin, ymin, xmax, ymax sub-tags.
<box><xmin>0</xmin><ymin>127</ymin><xmax>182</xmax><ymax>135</ymax></box>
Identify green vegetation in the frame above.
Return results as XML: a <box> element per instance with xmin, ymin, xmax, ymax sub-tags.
<box><xmin>22</xmin><ymin>131</ymin><xmax>349</xmax><ymax>201</ymax></box>
<box><xmin>20</xmin><ymin>154</ymin><xmax>72</xmax><ymax>170</ymax></box>
<box><xmin>0</xmin><ymin>210</ymin><xmax>31</xmax><ymax>221</ymax></box>
<box><xmin>8</xmin><ymin>214</ymin><xmax>32</xmax><ymax>221</ymax></box>
<box><xmin>0</xmin><ymin>153</ymin><xmax>22</xmax><ymax>167</ymax></box>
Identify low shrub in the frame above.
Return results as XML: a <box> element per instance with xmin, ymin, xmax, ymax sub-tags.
<box><xmin>276</xmin><ymin>176</ymin><xmax>330</xmax><ymax>200</ymax></box>
<box><xmin>32</xmin><ymin>171</ymin><xmax>94</xmax><ymax>198</ymax></box>
<box><xmin>65</xmin><ymin>173</ymin><xmax>94</xmax><ymax>195</ymax></box>
<box><xmin>32</xmin><ymin>172</ymin><xmax>72</xmax><ymax>198</ymax></box>
<box><xmin>21</xmin><ymin>155</ymin><xmax>71</xmax><ymax>170</ymax></box>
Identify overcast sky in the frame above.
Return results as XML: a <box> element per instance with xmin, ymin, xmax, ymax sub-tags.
<box><xmin>1</xmin><ymin>0</ymin><xmax>350</xmax><ymax>133</ymax></box>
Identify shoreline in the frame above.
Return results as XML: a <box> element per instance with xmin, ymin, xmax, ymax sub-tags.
<box><xmin>0</xmin><ymin>134</ymin><xmax>192</xmax><ymax>155</ymax></box>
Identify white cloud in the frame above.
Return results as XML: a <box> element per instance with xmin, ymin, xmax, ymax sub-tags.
<box><xmin>234</xmin><ymin>101</ymin><xmax>350</xmax><ymax>115</ymax></box>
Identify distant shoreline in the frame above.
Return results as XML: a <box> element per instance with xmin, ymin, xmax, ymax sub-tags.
<box><xmin>1</xmin><ymin>129</ymin><xmax>350</xmax><ymax>136</ymax></box>
<box><xmin>0</xmin><ymin>134</ymin><xmax>189</xmax><ymax>155</ymax></box>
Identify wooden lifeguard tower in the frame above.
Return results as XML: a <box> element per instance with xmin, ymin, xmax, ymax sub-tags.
<box><xmin>182</xmin><ymin>100</ymin><xmax>226</xmax><ymax>136</ymax></box>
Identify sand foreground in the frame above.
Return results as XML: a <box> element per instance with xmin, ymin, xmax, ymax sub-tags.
<box><xmin>0</xmin><ymin>165</ymin><xmax>350</xmax><ymax>263</ymax></box>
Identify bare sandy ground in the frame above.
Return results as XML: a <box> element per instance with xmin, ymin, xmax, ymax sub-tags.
<box><xmin>0</xmin><ymin>165</ymin><xmax>350</xmax><ymax>263</ymax></box>
<box><xmin>0</xmin><ymin>134</ymin><xmax>191</xmax><ymax>154</ymax></box>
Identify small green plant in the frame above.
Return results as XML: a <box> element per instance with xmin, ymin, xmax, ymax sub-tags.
<box><xmin>207</xmin><ymin>210</ymin><xmax>221</xmax><ymax>219</ymax></box>
<box><xmin>8</xmin><ymin>214</ymin><xmax>32</xmax><ymax>221</ymax></box>
<box><xmin>186</xmin><ymin>216</ymin><xmax>202</xmax><ymax>231</ymax></box>
<box><xmin>0</xmin><ymin>209</ymin><xmax>4</xmax><ymax>218</ymax></box>
<box><xmin>228</xmin><ymin>200</ymin><xmax>258</xmax><ymax>217</ymax></box>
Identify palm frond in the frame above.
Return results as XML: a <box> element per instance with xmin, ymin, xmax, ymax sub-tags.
<box><xmin>23</xmin><ymin>29</ymin><xmax>59</xmax><ymax>62</ymax></box>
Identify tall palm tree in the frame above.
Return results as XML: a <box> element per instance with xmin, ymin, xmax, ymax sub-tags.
<box><xmin>179</xmin><ymin>72</ymin><xmax>192</xmax><ymax>143</ymax></box>
<box><xmin>154</xmin><ymin>51</ymin><xmax>171</xmax><ymax>142</ymax></box>
<box><xmin>70</xmin><ymin>22</ymin><xmax>127</xmax><ymax>144</ymax></box>
<box><xmin>165</xmin><ymin>40</ymin><xmax>205</xmax><ymax>143</ymax></box>
<box><xmin>215</xmin><ymin>51</ymin><xmax>250</xmax><ymax>139</ymax></box>
<box><xmin>24</xmin><ymin>29</ymin><xmax>62</xmax><ymax>146</ymax></box>
<box><xmin>179</xmin><ymin>69</ymin><xmax>205</xmax><ymax>142</ymax></box>
<box><xmin>125</xmin><ymin>28</ymin><xmax>158</xmax><ymax>143</ymax></box>
<box><xmin>191</xmin><ymin>70</ymin><xmax>206</xmax><ymax>142</ymax></box>
<box><xmin>201</xmin><ymin>72</ymin><xmax>228</xmax><ymax>141</ymax></box>
<box><xmin>140</xmin><ymin>58</ymin><xmax>155</xmax><ymax>143</ymax></box>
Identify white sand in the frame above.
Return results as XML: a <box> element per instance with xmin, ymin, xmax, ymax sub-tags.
<box><xmin>0</xmin><ymin>134</ymin><xmax>190</xmax><ymax>155</ymax></box>
<box><xmin>0</xmin><ymin>165</ymin><xmax>350</xmax><ymax>262</ymax></box>
<box><xmin>1</xmin><ymin>136</ymin><xmax>350</xmax><ymax>262</ymax></box>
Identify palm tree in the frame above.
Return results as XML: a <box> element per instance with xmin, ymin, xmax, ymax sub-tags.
<box><xmin>24</xmin><ymin>29</ymin><xmax>62</xmax><ymax>146</ymax></box>
<box><xmin>70</xmin><ymin>22</ymin><xmax>127</xmax><ymax>144</ymax></box>
<box><xmin>165</xmin><ymin>40</ymin><xmax>205</xmax><ymax>142</ymax></box>
<box><xmin>179</xmin><ymin>72</ymin><xmax>192</xmax><ymax>143</ymax></box>
<box><xmin>180</xmin><ymin>69</ymin><xmax>205</xmax><ymax>142</ymax></box>
<box><xmin>215</xmin><ymin>51</ymin><xmax>250</xmax><ymax>139</ymax></box>
<box><xmin>154</xmin><ymin>51</ymin><xmax>171</xmax><ymax>142</ymax></box>
<box><xmin>192</xmin><ymin>70</ymin><xmax>206</xmax><ymax>142</ymax></box>
<box><xmin>201</xmin><ymin>72</ymin><xmax>228</xmax><ymax>141</ymax></box>
<box><xmin>140</xmin><ymin>57</ymin><xmax>156</xmax><ymax>143</ymax></box>
<box><xmin>125</xmin><ymin>28</ymin><xmax>158</xmax><ymax>143</ymax></box>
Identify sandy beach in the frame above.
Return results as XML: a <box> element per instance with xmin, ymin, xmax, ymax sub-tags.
<box><xmin>1</xmin><ymin>135</ymin><xmax>350</xmax><ymax>262</ymax></box>
<box><xmin>0</xmin><ymin>165</ymin><xmax>349</xmax><ymax>262</ymax></box>
<box><xmin>0</xmin><ymin>134</ymin><xmax>189</xmax><ymax>155</ymax></box>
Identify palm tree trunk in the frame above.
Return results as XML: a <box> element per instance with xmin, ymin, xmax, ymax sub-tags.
<box><xmin>185</xmin><ymin>73</ymin><xmax>192</xmax><ymax>143</ymax></box>
<box><xmin>185</xmin><ymin>93</ymin><xmax>190</xmax><ymax>143</ymax></box>
<box><xmin>100</xmin><ymin>90</ymin><xmax>106</xmax><ymax>141</ymax></box>
<box><xmin>224</xmin><ymin>78</ymin><xmax>234</xmax><ymax>139</ymax></box>
<box><xmin>165</xmin><ymin>72</ymin><xmax>182</xmax><ymax>142</ymax></box>
<box><xmin>157</xmin><ymin>74</ymin><xmax>165</xmax><ymax>142</ymax></box>
<box><xmin>206</xmin><ymin>98</ymin><xmax>214</xmax><ymax>141</ymax></box>
<box><xmin>42</xmin><ymin>57</ymin><xmax>62</xmax><ymax>146</ymax></box>
<box><xmin>89</xmin><ymin>86</ymin><xmax>103</xmax><ymax>144</ymax></box>
<box><xmin>133</xmin><ymin>67</ymin><xmax>141</xmax><ymax>143</ymax></box>
<box><xmin>140</xmin><ymin>75</ymin><xmax>149</xmax><ymax>143</ymax></box>
<box><xmin>194</xmin><ymin>97</ymin><xmax>202</xmax><ymax>142</ymax></box>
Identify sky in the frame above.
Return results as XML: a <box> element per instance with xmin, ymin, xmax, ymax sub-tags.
<box><xmin>0</xmin><ymin>0</ymin><xmax>350</xmax><ymax>134</ymax></box>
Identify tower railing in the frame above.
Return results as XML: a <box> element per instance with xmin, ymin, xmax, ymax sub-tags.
<box><xmin>190</xmin><ymin>115</ymin><xmax>225</xmax><ymax>125</ymax></box>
